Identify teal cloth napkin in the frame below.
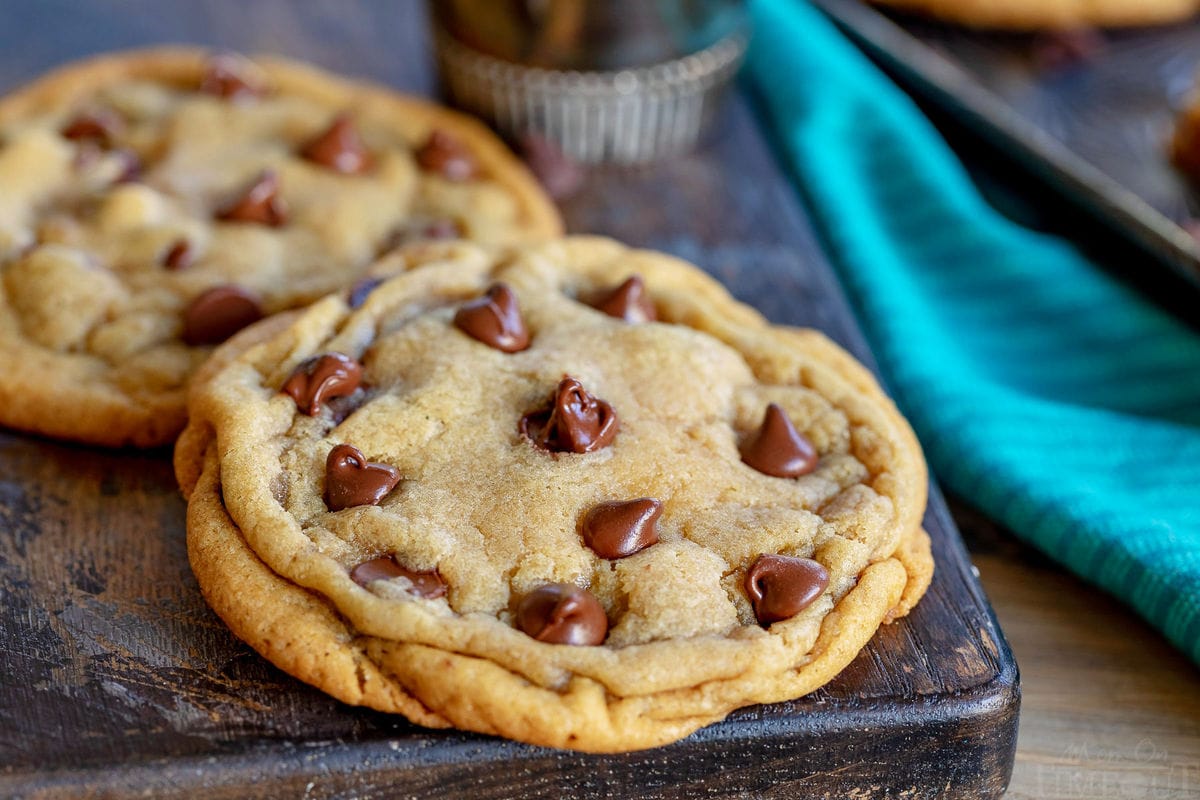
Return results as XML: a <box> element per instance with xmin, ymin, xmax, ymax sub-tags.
<box><xmin>746</xmin><ymin>0</ymin><xmax>1200</xmax><ymax>665</ymax></box>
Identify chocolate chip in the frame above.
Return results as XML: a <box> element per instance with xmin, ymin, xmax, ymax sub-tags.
<box><xmin>181</xmin><ymin>285</ymin><xmax>264</xmax><ymax>346</ymax></box>
<box><xmin>350</xmin><ymin>556</ymin><xmax>447</xmax><ymax>599</ymax></box>
<box><xmin>200</xmin><ymin>53</ymin><xmax>263</xmax><ymax>100</ymax></box>
<box><xmin>421</xmin><ymin>219</ymin><xmax>461</xmax><ymax>240</ymax></box>
<box><xmin>347</xmin><ymin>276</ymin><xmax>385</xmax><ymax>309</ymax></box>
<box><xmin>581</xmin><ymin>498</ymin><xmax>661</xmax><ymax>559</ymax></box>
<box><xmin>740</xmin><ymin>403</ymin><xmax>818</xmax><ymax>478</ymax></box>
<box><xmin>520</xmin><ymin>376</ymin><xmax>618</xmax><ymax>454</ymax></box>
<box><xmin>61</xmin><ymin>110</ymin><xmax>123</xmax><ymax>147</ymax></box>
<box><xmin>324</xmin><ymin>443</ymin><xmax>401</xmax><ymax>511</ymax></box>
<box><xmin>744</xmin><ymin>555</ymin><xmax>829</xmax><ymax>625</ymax></box>
<box><xmin>282</xmin><ymin>353</ymin><xmax>364</xmax><ymax>416</ymax></box>
<box><xmin>217</xmin><ymin>170</ymin><xmax>288</xmax><ymax>226</ymax></box>
<box><xmin>162</xmin><ymin>238</ymin><xmax>194</xmax><ymax>270</ymax></box>
<box><xmin>415</xmin><ymin>129</ymin><xmax>478</xmax><ymax>181</ymax></box>
<box><xmin>593</xmin><ymin>275</ymin><xmax>656</xmax><ymax>323</ymax></box>
<box><xmin>515</xmin><ymin>583</ymin><xmax>607</xmax><ymax>645</ymax></box>
<box><xmin>453</xmin><ymin>283</ymin><xmax>530</xmax><ymax>352</ymax></box>
<box><xmin>518</xmin><ymin>132</ymin><xmax>583</xmax><ymax>200</ymax></box>
<box><xmin>301</xmin><ymin>114</ymin><xmax>372</xmax><ymax>174</ymax></box>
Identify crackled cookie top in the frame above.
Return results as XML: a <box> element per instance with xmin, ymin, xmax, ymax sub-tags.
<box><xmin>0</xmin><ymin>48</ymin><xmax>560</xmax><ymax>446</ymax></box>
<box><xmin>179</xmin><ymin>237</ymin><xmax>932</xmax><ymax>751</ymax></box>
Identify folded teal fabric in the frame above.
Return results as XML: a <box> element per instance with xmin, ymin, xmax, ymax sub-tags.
<box><xmin>746</xmin><ymin>0</ymin><xmax>1200</xmax><ymax>665</ymax></box>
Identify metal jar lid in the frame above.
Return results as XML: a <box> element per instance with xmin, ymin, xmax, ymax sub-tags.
<box><xmin>431</xmin><ymin>1</ymin><xmax>749</xmax><ymax>165</ymax></box>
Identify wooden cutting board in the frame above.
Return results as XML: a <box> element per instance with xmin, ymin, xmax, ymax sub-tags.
<box><xmin>0</xmin><ymin>3</ymin><xmax>1018</xmax><ymax>798</ymax></box>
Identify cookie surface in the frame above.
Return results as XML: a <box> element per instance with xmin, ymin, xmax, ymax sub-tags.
<box><xmin>871</xmin><ymin>0</ymin><xmax>1199</xmax><ymax>28</ymax></box>
<box><xmin>0</xmin><ymin>48</ymin><xmax>560</xmax><ymax>447</ymax></box>
<box><xmin>176</xmin><ymin>237</ymin><xmax>933</xmax><ymax>752</ymax></box>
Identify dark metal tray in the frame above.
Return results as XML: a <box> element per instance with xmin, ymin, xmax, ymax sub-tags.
<box><xmin>814</xmin><ymin>0</ymin><xmax>1200</xmax><ymax>294</ymax></box>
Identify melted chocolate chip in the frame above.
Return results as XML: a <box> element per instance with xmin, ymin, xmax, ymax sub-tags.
<box><xmin>422</xmin><ymin>219</ymin><xmax>461</xmax><ymax>240</ymax></box>
<box><xmin>740</xmin><ymin>403</ymin><xmax>818</xmax><ymax>478</ymax></box>
<box><xmin>593</xmin><ymin>275</ymin><xmax>656</xmax><ymax>323</ymax></box>
<box><xmin>347</xmin><ymin>276</ymin><xmax>385</xmax><ymax>309</ymax></box>
<box><xmin>744</xmin><ymin>555</ymin><xmax>829</xmax><ymax>625</ymax></box>
<box><xmin>415</xmin><ymin>129</ymin><xmax>478</xmax><ymax>181</ymax></box>
<box><xmin>181</xmin><ymin>285</ymin><xmax>264</xmax><ymax>346</ymax></box>
<box><xmin>581</xmin><ymin>498</ymin><xmax>661</xmax><ymax>559</ymax></box>
<box><xmin>350</xmin><ymin>556</ymin><xmax>447</xmax><ymax>599</ymax></box>
<box><xmin>453</xmin><ymin>283</ymin><xmax>530</xmax><ymax>352</ymax></box>
<box><xmin>520</xmin><ymin>376</ymin><xmax>618</xmax><ymax>454</ymax></box>
<box><xmin>162</xmin><ymin>239</ymin><xmax>194</xmax><ymax>270</ymax></box>
<box><xmin>515</xmin><ymin>583</ymin><xmax>608</xmax><ymax>646</ymax></box>
<box><xmin>200</xmin><ymin>53</ymin><xmax>263</xmax><ymax>100</ymax></box>
<box><xmin>301</xmin><ymin>114</ymin><xmax>372</xmax><ymax>174</ymax></box>
<box><xmin>282</xmin><ymin>353</ymin><xmax>364</xmax><ymax>416</ymax></box>
<box><xmin>325</xmin><ymin>443</ymin><xmax>401</xmax><ymax>511</ymax></box>
<box><xmin>217</xmin><ymin>171</ymin><xmax>288</xmax><ymax>226</ymax></box>
<box><xmin>61</xmin><ymin>110</ymin><xmax>123</xmax><ymax>147</ymax></box>
<box><xmin>518</xmin><ymin>132</ymin><xmax>583</xmax><ymax>200</ymax></box>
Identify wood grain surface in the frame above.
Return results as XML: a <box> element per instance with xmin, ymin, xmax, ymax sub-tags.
<box><xmin>0</xmin><ymin>2</ymin><xmax>1019</xmax><ymax>798</ymax></box>
<box><xmin>955</xmin><ymin>502</ymin><xmax>1200</xmax><ymax>800</ymax></box>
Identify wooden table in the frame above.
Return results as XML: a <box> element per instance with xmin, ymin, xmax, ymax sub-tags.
<box><xmin>0</xmin><ymin>2</ymin><xmax>1196</xmax><ymax>798</ymax></box>
<box><xmin>952</xmin><ymin>501</ymin><xmax>1200</xmax><ymax>799</ymax></box>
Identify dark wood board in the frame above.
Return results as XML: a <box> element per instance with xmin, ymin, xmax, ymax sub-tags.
<box><xmin>0</xmin><ymin>2</ymin><xmax>1018</xmax><ymax>798</ymax></box>
<box><xmin>813</xmin><ymin>0</ymin><xmax>1200</xmax><ymax>297</ymax></box>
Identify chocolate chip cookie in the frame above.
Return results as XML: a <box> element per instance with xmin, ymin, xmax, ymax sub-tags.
<box><xmin>175</xmin><ymin>237</ymin><xmax>933</xmax><ymax>752</ymax></box>
<box><xmin>0</xmin><ymin>48</ymin><xmax>561</xmax><ymax>447</ymax></box>
<box><xmin>871</xmin><ymin>0</ymin><xmax>1199</xmax><ymax>28</ymax></box>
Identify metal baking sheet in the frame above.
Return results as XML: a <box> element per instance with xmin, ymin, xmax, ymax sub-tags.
<box><xmin>814</xmin><ymin>0</ymin><xmax>1200</xmax><ymax>293</ymax></box>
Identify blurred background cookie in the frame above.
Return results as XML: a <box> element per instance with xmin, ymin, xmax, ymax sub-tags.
<box><xmin>870</xmin><ymin>0</ymin><xmax>1199</xmax><ymax>28</ymax></box>
<box><xmin>0</xmin><ymin>48</ymin><xmax>561</xmax><ymax>447</ymax></box>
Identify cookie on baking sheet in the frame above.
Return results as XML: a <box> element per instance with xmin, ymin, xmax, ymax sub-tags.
<box><xmin>870</xmin><ymin>0</ymin><xmax>1199</xmax><ymax>28</ymax></box>
<box><xmin>0</xmin><ymin>48</ymin><xmax>561</xmax><ymax>447</ymax></box>
<box><xmin>1173</xmin><ymin>95</ymin><xmax>1200</xmax><ymax>183</ymax></box>
<box><xmin>175</xmin><ymin>236</ymin><xmax>933</xmax><ymax>752</ymax></box>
